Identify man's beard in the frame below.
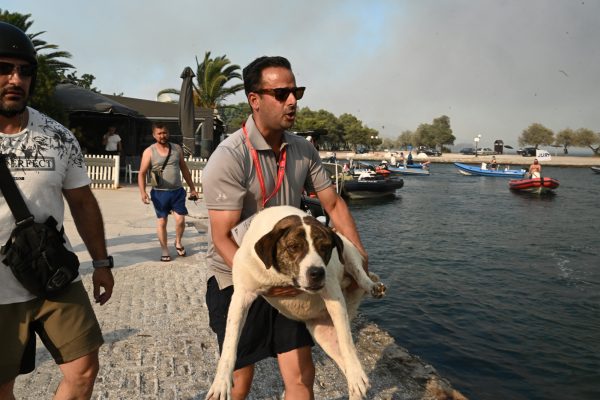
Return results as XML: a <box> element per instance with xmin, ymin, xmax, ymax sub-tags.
<box><xmin>0</xmin><ymin>86</ymin><xmax>29</xmax><ymax>117</ymax></box>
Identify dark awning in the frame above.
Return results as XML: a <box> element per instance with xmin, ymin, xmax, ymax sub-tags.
<box><xmin>53</xmin><ymin>83</ymin><xmax>141</xmax><ymax>117</ymax></box>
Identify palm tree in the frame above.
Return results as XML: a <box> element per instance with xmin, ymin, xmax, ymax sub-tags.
<box><xmin>157</xmin><ymin>51</ymin><xmax>244</xmax><ymax>109</ymax></box>
<box><xmin>0</xmin><ymin>9</ymin><xmax>74</xmax><ymax>72</ymax></box>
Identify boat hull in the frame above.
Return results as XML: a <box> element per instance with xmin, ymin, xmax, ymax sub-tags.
<box><xmin>387</xmin><ymin>166</ymin><xmax>430</xmax><ymax>176</ymax></box>
<box><xmin>342</xmin><ymin>178</ymin><xmax>404</xmax><ymax>199</ymax></box>
<box><xmin>454</xmin><ymin>162</ymin><xmax>526</xmax><ymax>178</ymax></box>
<box><xmin>591</xmin><ymin>166</ymin><xmax>600</xmax><ymax>174</ymax></box>
<box><xmin>509</xmin><ymin>177</ymin><xmax>559</xmax><ymax>194</ymax></box>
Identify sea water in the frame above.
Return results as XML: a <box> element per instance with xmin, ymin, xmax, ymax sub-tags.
<box><xmin>353</xmin><ymin>163</ymin><xmax>600</xmax><ymax>400</ymax></box>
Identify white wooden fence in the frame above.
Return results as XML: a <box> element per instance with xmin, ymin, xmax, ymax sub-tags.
<box><xmin>85</xmin><ymin>155</ymin><xmax>120</xmax><ymax>189</ymax></box>
<box><xmin>84</xmin><ymin>154</ymin><xmax>207</xmax><ymax>191</ymax></box>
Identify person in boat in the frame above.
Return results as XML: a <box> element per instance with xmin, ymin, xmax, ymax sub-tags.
<box><xmin>528</xmin><ymin>159</ymin><xmax>542</xmax><ymax>178</ymax></box>
<box><xmin>407</xmin><ymin>151</ymin><xmax>414</xmax><ymax>165</ymax></box>
<box><xmin>399</xmin><ymin>152</ymin><xmax>406</xmax><ymax>167</ymax></box>
<box><xmin>489</xmin><ymin>156</ymin><xmax>498</xmax><ymax>170</ymax></box>
<box><xmin>377</xmin><ymin>159</ymin><xmax>389</xmax><ymax>171</ymax></box>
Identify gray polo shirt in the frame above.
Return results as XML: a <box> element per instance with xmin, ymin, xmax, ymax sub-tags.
<box><xmin>202</xmin><ymin>115</ymin><xmax>332</xmax><ymax>288</ymax></box>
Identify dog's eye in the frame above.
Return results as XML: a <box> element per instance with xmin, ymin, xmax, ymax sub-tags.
<box><xmin>286</xmin><ymin>243</ymin><xmax>302</xmax><ymax>253</ymax></box>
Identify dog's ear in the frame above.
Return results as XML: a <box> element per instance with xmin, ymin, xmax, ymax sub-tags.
<box><xmin>254</xmin><ymin>215</ymin><xmax>302</xmax><ymax>270</ymax></box>
<box><xmin>332</xmin><ymin>231</ymin><xmax>345</xmax><ymax>265</ymax></box>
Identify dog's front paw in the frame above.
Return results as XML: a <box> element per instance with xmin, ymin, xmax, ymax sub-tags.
<box><xmin>371</xmin><ymin>282</ymin><xmax>386</xmax><ymax>298</ymax></box>
<box><xmin>346</xmin><ymin>368</ymin><xmax>370</xmax><ymax>399</ymax></box>
<box><xmin>205</xmin><ymin>377</ymin><xmax>232</xmax><ymax>400</ymax></box>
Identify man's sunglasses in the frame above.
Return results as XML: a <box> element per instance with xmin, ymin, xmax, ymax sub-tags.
<box><xmin>255</xmin><ymin>86</ymin><xmax>305</xmax><ymax>102</ymax></box>
<box><xmin>0</xmin><ymin>62</ymin><xmax>36</xmax><ymax>77</ymax></box>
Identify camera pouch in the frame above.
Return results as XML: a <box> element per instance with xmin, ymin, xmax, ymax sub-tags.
<box><xmin>150</xmin><ymin>166</ymin><xmax>162</xmax><ymax>187</ymax></box>
<box><xmin>1</xmin><ymin>216</ymin><xmax>80</xmax><ymax>299</ymax></box>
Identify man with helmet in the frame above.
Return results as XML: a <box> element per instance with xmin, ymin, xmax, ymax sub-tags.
<box><xmin>0</xmin><ymin>22</ymin><xmax>114</xmax><ymax>399</ymax></box>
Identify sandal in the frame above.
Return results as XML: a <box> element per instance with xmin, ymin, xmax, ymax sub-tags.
<box><xmin>175</xmin><ymin>245</ymin><xmax>186</xmax><ymax>257</ymax></box>
<box><xmin>161</xmin><ymin>255</ymin><xmax>171</xmax><ymax>262</ymax></box>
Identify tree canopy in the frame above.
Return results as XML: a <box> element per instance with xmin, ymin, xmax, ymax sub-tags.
<box><xmin>554</xmin><ymin>128</ymin><xmax>576</xmax><ymax>154</ymax></box>
<box><xmin>158</xmin><ymin>51</ymin><xmax>244</xmax><ymax>109</ymax></box>
<box><xmin>518</xmin><ymin>123</ymin><xmax>554</xmax><ymax>148</ymax></box>
<box><xmin>573</xmin><ymin>128</ymin><xmax>600</xmax><ymax>155</ymax></box>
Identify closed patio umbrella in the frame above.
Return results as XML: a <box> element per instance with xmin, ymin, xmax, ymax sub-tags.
<box><xmin>179</xmin><ymin>67</ymin><xmax>196</xmax><ymax>156</ymax></box>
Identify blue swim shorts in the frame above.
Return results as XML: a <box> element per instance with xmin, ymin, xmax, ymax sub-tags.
<box><xmin>150</xmin><ymin>187</ymin><xmax>188</xmax><ymax>218</ymax></box>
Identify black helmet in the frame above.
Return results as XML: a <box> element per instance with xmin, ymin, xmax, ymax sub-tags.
<box><xmin>0</xmin><ymin>22</ymin><xmax>37</xmax><ymax>64</ymax></box>
<box><xmin>0</xmin><ymin>22</ymin><xmax>38</xmax><ymax>95</ymax></box>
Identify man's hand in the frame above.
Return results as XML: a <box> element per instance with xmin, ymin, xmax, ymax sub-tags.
<box><xmin>92</xmin><ymin>268</ymin><xmax>114</xmax><ymax>305</ymax></box>
<box><xmin>264</xmin><ymin>286</ymin><xmax>303</xmax><ymax>297</ymax></box>
<box><xmin>141</xmin><ymin>193</ymin><xmax>150</xmax><ymax>204</ymax></box>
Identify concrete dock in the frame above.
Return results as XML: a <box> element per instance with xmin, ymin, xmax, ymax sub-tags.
<box><xmin>13</xmin><ymin>186</ymin><xmax>466</xmax><ymax>400</ymax></box>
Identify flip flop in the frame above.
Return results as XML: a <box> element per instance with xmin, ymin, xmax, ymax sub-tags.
<box><xmin>161</xmin><ymin>255</ymin><xmax>171</xmax><ymax>262</ymax></box>
<box><xmin>175</xmin><ymin>245</ymin><xmax>186</xmax><ymax>257</ymax></box>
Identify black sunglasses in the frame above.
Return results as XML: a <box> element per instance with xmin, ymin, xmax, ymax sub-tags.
<box><xmin>0</xmin><ymin>62</ymin><xmax>36</xmax><ymax>77</ymax></box>
<box><xmin>255</xmin><ymin>86</ymin><xmax>305</xmax><ymax>102</ymax></box>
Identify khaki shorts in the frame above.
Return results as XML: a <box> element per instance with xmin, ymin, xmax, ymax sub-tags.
<box><xmin>0</xmin><ymin>281</ymin><xmax>104</xmax><ymax>384</ymax></box>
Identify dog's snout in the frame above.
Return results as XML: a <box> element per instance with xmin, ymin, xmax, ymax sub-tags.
<box><xmin>307</xmin><ymin>266</ymin><xmax>325</xmax><ymax>283</ymax></box>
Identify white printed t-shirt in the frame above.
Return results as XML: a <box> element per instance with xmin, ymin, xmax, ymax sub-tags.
<box><xmin>0</xmin><ymin>107</ymin><xmax>91</xmax><ymax>304</ymax></box>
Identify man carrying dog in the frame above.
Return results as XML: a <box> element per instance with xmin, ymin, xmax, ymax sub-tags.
<box><xmin>202</xmin><ymin>56</ymin><xmax>368</xmax><ymax>399</ymax></box>
<box><xmin>0</xmin><ymin>22</ymin><xmax>114</xmax><ymax>399</ymax></box>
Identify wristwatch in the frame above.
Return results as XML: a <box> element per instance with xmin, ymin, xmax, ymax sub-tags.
<box><xmin>92</xmin><ymin>256</ymin><xmax>114</xmax><ymax>269</ymax></box>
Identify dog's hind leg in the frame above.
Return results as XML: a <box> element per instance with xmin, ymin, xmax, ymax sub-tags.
<box><xmin>319</xmin><ymin>283</ymin><xmax>370</xmax><ymax>399</ymax></box>
<box><xmin>206</xmin><ymin>289</ymin><xmax>257</xmax><ymax>400</ymax></box>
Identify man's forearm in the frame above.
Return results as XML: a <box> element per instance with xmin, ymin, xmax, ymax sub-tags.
<box><xmin>70</xmin><ymin>199</ymin><xmax>108</xmax><ymax>260</ymax></box>
<box><xmin>214</xmin><ymin>236</ymin><xmax>238</xmax><ymax>269</ymax></box>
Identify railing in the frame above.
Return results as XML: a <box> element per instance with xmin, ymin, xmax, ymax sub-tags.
<box><xmin>85</xmin><ymin>155</ymin><xmax>120</xmax><ymax>189</ymax></box>
<box><xmin>184</xmin><ymin>158</ymin><xmax>207</xmax><ymax>193</ymax></box>
<box><xmin>84</xmin><ymin>154</ymin><xmax>207</xmax><ymax>191</ymax></box>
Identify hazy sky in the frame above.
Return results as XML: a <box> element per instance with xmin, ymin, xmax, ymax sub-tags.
<box><xmin>4</xmin><ymin>0</ymin><xmax>599</xmax><ymax>147</ymax></box>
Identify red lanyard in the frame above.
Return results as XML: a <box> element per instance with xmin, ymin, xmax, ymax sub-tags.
<box><xmin>242</xmin><ymin>123</ymin><xmax>287</xmax><ymax>209</ymax></box>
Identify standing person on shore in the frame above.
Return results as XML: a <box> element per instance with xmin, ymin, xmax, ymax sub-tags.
<box><xmin>202</xmin><ymin>55</ymin><xmax>368</xmax><ymax>399</ymax></box>
<box><xmin>138</xmin><ymin>122</ymin><xmax>198</xmax><ymax>262</ymax></box>
<box><xmin>102</xmin><ymin>126</ymin><xmax>122</xmax><ymax>156</ymax></box>
<box><xmin>528</xmin><ymin>158</ymin><xmax>542</xmax><ymax>178</ymax></box>
<box><xmin>0</xmin><ymin>22</ymin><xmax>114</xmax><ymax>399</ymax></box>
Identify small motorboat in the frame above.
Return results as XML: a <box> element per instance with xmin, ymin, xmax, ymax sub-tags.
<box><xmin>385</xmin><ymin>164</ymin><xmax>430</xmax><ymax>176</ymax></box>
<box><xmin>341</xmin><ymin>171</ymin><xmax>404</xmax><ymax>200</ymax></box>
<box><xmin>509</xmin><ymin>174</ymin><xmax>559</xmax><ymax>194</ymax></box>
<box><xmin>591</xmin><ymin>166</ymin><xmax>600</xmax><ymax>174</ymax></box>
<box><xmin>454</xmin><ymin>162</ymin><xmax>526</xmax><ymax>178</ymax></box>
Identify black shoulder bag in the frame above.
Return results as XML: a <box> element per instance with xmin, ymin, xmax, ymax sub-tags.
<box><xmin>0</xmin><ymin>155</ymin><xmax>79</xmax><ymax>299</ymax></box>
<box><xmin>150</xmin><ymin>143</ymin><xmax>171</xmax><ymax>187</ymax></box>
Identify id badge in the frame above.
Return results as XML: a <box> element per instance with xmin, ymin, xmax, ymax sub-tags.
<box><xmin>230</xmin><ymin>214</ymin><xmax>256</xmax><ymax>246</ymax></box>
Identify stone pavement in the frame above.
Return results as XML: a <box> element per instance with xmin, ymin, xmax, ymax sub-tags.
<box><xmin>13</xmin><ymin>186</ymin><xmax>466</xmax><ymax>400</ymax></box>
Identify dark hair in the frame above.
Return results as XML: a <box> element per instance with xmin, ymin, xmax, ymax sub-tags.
<box><xmin>242</xmin><ymin>56</ymin><xmax>292</xmax><ymax>96</ymax></box>
<box><xmin>0</xmin><ymin>22</ymin><xmax>38</xmax><ymax>95</ymax></box>
<box><xmin>152</xmin><ymin>122</ymin><xmax>169</xmax><ymax>131</ymax></box>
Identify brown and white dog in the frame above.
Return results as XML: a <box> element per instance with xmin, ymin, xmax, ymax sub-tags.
<box><xmin>206</xmin><ymin>205</ymin><xmax>386</xmax><ymax>400</ymax></box>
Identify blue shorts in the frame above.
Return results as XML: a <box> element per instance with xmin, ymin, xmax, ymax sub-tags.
<box><xmin>150</xmin><ymin>187</ymin><xmax>188</xmax><ymax>218</ymax></box>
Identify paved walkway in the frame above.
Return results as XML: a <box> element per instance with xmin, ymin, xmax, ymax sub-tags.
<box><xmin>14</xmin><ymin>186</ymin><xmax>466</xmax><ymax>400</ymax></box>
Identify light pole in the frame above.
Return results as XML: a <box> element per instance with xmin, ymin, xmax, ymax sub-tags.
<box><xmin>370</xmin><ymin>135</ymin><xmax>378</xmax><ymax>152</ymax></box>
<box><xmin>474</xmin><ymin>134</ymin><xmax>481</xmax><ymax>157</ymax></box>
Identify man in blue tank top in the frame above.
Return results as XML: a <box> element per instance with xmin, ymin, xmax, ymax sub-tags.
<box><xmin>138</xmin><ymin>122</ymin><xmax>199</xmax><ymax>262</ymax></box>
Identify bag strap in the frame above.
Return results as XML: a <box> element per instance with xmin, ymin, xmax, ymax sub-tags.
<box><xmin>0</xmin><ymin>154</ymin><xmax>34</xmax><ymax>225</ymax></box>
<box><xmin>158</xmin><ymin>143</ymin><xmax>172</xmax><ymax>172</ymax></box>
